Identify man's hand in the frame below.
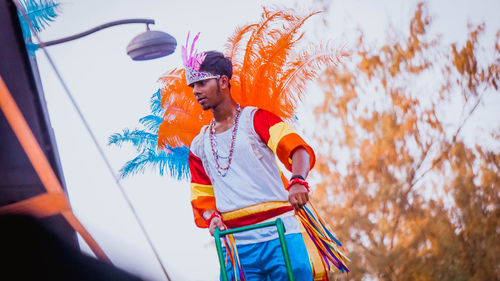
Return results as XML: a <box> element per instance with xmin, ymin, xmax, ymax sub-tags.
<box><xmin>288</xmin><ymin>183</ymin><xmax>309</xmax><ymax>211</ymax></box>
<box><xmin>209</xmin><ymin>216</ymin><xmax>224</xmax><ymax>236</ymax></box>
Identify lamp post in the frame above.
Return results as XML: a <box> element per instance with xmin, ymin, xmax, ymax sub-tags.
<box><xmin>37</xmin><ymin>19</ymin><xmax>177</xmax><ymax>60</ymax></box>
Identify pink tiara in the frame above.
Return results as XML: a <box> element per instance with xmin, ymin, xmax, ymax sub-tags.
<box><xmin>182</xmin><ymin>32</ymin><xmax>219</xmax><ymax>85</ymax></box>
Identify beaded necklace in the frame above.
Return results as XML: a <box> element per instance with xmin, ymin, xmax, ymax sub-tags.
<box><xmin>209</xmin><ymin>104</ymin><xmax>241</xmax><ymax>177</ymax></box>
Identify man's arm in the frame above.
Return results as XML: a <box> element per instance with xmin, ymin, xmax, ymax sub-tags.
<box><xmin>252</xmin><ymin>109</ymin><xmax>316</xmax><ymax>210</ymax></box>
<box><xmin>288</xmin><ymin>147</ymin><xmax>310</xmax><ymax>210</ymax></box>
<box><xmin>189</xmin><ymin>151</ymin><xmax>217</xmax><ymax>228</ymax></box>
<box><xmin>253</xmin><ymin>109</ymin><xmax>316</xmax><ymax>172</ymax></box>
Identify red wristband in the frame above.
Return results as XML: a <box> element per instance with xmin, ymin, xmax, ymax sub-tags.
<box><xmin>287</xmin><ymin>177</ymin><xmax>310</xmax><ymax>192</ymax></box>
<box><xmin>205</xmin><ymin>211</ymin><xmax>222</xmax><ymax>226</ymax></box>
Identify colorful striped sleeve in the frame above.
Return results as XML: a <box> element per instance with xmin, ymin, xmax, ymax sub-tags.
<box><xmin>189</xmin><ymin>150</ymin><xmax>216</xmax><ymax>228</ymax></box>
<box><xmin>253</xmin><ymin>109</ymin><xmax>316</xmax><ymax>171</ymax></box>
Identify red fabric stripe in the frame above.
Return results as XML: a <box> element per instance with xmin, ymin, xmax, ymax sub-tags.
<box><xmin>223</xmin><ymin>206</ymin><xmax>294</xmax><ymax>229</ymax></box>
<box><xmin>189</xmin><ymin>151</ymin><xmax>211</xmax><ymax>185</ymax></box>
<box><xmin>253</xmin><ymin>109</ymin><xmax>283</xmax><ymax>144</ymax></box>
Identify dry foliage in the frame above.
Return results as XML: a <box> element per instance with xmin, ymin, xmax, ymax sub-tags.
<box><xmin>311</xmin><ymin>3</ymin><xmax>500</xmax><ymax>280</ymax></box>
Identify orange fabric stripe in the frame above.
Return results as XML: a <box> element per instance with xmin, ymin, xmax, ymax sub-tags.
<box><xmin>0</xmin><ymin>75</ymin><xmax>110</xmax><ymax>263</ymax></box>
<box><xmin>191</xmin><ymin>196</ymin><xmax>216</xmax><ymax>228</ymax></box>
<box><xmin>279</xmin><ymin>169</ymin><xmax>289</xmax><ymax>190</ymax></box>
<box><xmin>275</xmin><ymin>133</ymin><xmax>316</xmax><ymax>171</ymax></box>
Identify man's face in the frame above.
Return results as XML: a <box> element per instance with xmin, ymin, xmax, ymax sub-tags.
<box><xmin>191</xmin><ymin>78</ymin><xmax>221</xmax><ymax>110</ymax></box>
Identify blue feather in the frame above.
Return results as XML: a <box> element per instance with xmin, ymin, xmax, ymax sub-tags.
<box><xmin>108</xmin><ymin>128</ymin><xmax>158</xmax><ymax>153</ymax></box>
<box><xmin>150</xmin><ymin>89</ymin><xmax>164</xmax><ymax>116</ymax></box>
<box><xmin>119</xmin><ymin>146</ymin><xmax>189</xmax><ymax>180</ymax></box>
<box><xmin>109</xmin><ymin>90</ymin><xmax>191</xmax><ymax>181</ymax></box>
<box><xmin>158</xmin><ymin>147</ymin><xmax>190</xmax><ymax>180</ymax></box>
<box><xmin>17</xmin><ymin>0</ymin><xmax>60</xmax><ymax>40</ymax></box>
<box><xmin>139</xmin><ymin>115</ymin><xmax>163</xmax><ymax>133</ymax></box>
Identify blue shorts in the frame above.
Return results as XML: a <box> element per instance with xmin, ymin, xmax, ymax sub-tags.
<box><xmin>221</xmin><ymin>233</ymin><xmax>312</xmax><ymax>281</ymax></box>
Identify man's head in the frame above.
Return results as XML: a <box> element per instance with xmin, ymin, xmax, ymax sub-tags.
<box><xmin>190</xmin><ymin>51</ymin><xmax>233</xmax><ymax>110</ymax></box>
<box><xmin>198</xmin><ymin>51</ymin><xmax>233</xmax><ymax>90</ymax></box>
<box><xmin>181</xmin><ymin>33</ymin><xmax>234</xmax><ymax>110</ymax></box>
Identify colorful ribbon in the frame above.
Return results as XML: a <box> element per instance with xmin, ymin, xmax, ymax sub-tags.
<box><xmin>297</xmin><ymin>203</ymin><xmax>350</xmax><ymax>274</ymax></box>
<box><xmin>221</xmin><ymin>226</ymin><xmax>246</xmax><ymax>281</ymax></box>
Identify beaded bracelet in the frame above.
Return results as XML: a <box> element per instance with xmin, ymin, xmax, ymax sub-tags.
<box><xmin>205</xmin><ymin>211</ymin><xmax>222</xmax><ymax>226</ymax></box>
<box><xmin>287</xmin><ymin>177</ymin><xmax>310</xmax><ymax>192</ymax></box>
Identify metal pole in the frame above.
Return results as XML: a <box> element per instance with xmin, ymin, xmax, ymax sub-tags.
<box><xmin>217</xmin><ymin>220</ymin><xmax>279</xmax><ymax>236</ymax></box>
<box><xmin>38</xmin><ymin>19</ymin><xmax>155</xmax><ymax>48</ymax></box>
<box><xmin>214</xmin><ymin>229</ymin><xmax>229</xmax><ymax>281</ymax></box>
<box><xmin>276</xmin><ymin>218</ymin><xmax>295</xmax><ymax>281</ymax></box>
<box><xmin>215</xmin><ymin>219</ymin><xmax>295</xmax><ymax>281</ymax></box>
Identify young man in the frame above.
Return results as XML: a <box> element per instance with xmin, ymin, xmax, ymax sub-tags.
<box><xmin>187</xmin><ymin>50</ymin><xmax>315</xmax><ymax>280</ymax></box>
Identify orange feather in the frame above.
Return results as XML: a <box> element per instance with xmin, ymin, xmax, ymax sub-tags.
<box><xmin>157</xmin><ymin>68</ymin><xmax>211</xmax><ymax>148</ymax></box>
<box><xmin>157</xmin><ymin>7</ymin><xmax>348</xmax><ymax>148</ymax></box>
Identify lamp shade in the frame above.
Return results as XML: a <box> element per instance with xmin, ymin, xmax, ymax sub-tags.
<box><xmin>126</xmin><ymin>30</ymin><xmax>177</xmax><ymax>61</ymax></box>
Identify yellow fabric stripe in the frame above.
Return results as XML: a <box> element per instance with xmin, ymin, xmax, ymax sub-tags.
<box><xmin>190</xmin><ymin>183</ymin><xmax>214</xmax><ymax>201</ymax></box>
<box><xmin>267</xmin><ymin>122</ymin><xmax>295</xmax><ymax>154</ymax></box>
<box><xmin>221</xmin><ymin>201</ymin><xmax>291</xmax><ymax>221</ymax></box>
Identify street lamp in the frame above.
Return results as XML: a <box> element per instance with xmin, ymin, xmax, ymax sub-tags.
<box><xmin>38</xmin><ymin>19</ymin><xmax>177</xmax><ymax>61</ymax></box>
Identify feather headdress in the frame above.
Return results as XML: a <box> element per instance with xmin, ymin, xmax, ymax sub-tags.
<box><xmin>158</xmin><ymin>7</ymin><xmax>346</xmax><ymax>151</ymax></box>
<box><xmin>182</xmin><ymin>32</ymin><xmax>220</xmax><ymax>85</ymax></box>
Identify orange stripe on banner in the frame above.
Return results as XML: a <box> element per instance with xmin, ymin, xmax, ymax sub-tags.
<box><xmin>0</xmin><ymin>77</ymin><xmax>63</xmax><ymax>194</ymax></box>
<box><xmin>62</xmin><ymin>211</ymin><xmax>110</xmax><ymax>262</ymax></box>
<box><xmin>0</xmin><ymin>75</ymin><xmax>110</xmax><ymax>263</ymax></box>
<box><xmin>0</xmin><ymin>193</ymin><xmax>70</xmax><ymax>217</ymax></box>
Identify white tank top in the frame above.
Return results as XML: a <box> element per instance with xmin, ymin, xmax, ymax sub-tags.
<box><xmin>191</xmin><ymin>106</ymin><xmax>301</xmax><ymax>244</ymax></box>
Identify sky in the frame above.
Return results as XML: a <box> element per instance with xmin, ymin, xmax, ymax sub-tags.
<box><xmin>33</xmin><ymin>0</ymin><xmax>500</xmax><ymax>280</ymax></box>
